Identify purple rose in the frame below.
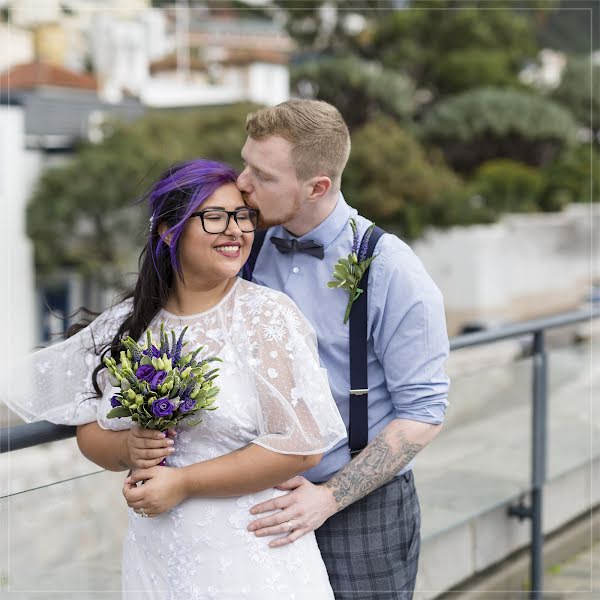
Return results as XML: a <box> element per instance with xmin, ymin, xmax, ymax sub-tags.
<box><xmin>110</xmin><ymin>396</ymin><xmax>121</xmax><ymax>408</ymax></box>
<box><xmin>152</xmin><ymin>397</ymin><xmax>175</xmax><ymax>418</ymax></box>
<box><xmin>180</xmin><ymin>397</ymin><xmax>196</xmax><ymax>414</ymax></box>
<box><xmin>136</xmin><ymin>364</ymin><xmax>156</xmax><ymax>382</ymax></box>
<box><xmin>150</xmin><ymin>370</ymin><xmax>167</xmax><ymax>390</ymax></box>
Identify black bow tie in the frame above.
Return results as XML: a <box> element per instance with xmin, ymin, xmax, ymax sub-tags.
<box><xmin>270</xmin><ymin>236</ymin><xmax>325</xmax><ymax>260</ymax></box>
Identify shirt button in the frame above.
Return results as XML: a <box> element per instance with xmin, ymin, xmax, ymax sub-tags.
<box><xmin>292</xmin><ymin>267</ymin><xmax>300</xmax><ymax>274</ymax></box>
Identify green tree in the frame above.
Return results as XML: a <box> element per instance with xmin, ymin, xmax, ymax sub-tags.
<box><xmin>552</xmin><ymin>55</ymin><xmax>600</xmax><ymax>141</ymax></box>
<box><xmin>539</xmin><ymin>145</ymin><xmax>600</xmax><ymax>207</ymax></box>
<box><xmin>273</xmin><ymin>0</ymin><xmax>395</xmax><ymax>52</ymax></box>
<box><xmin>533</xmin><ymin>0</ymin><xmax>600</xmax><ymax>54</ymax></box>
<box><xmin>362</xmin><ymin>2</ymin><xmax>543</xmax><ymax>101</ymax></box>
<box><xmin>343</xmin><ymin>116</ymin><xmax>491</xmax><ymax>239</ymax></box>
<box><xmin>421</xmin><ymin>87</ymin><xmax>577</xmax><ymax>173</ymax></box>
<box><xmin>27</xmin><ymin>104</ymin><xmax>256</xmax><ymax>286</ymax></box>
<box><xmin>291</xmin><ymin>54</ymin><xmax>415</xmax><ymax>130</ymax></box>
<box><xmin>469</xmin><ymin>159</ymin><xmax>545</xmax><ymax>214</ymax></box>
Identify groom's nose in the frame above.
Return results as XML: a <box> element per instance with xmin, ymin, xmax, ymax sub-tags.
<box><xmin>236</xmin><ymin>168</ymin><xmax>252</xmax><ymax>193</ymax></box>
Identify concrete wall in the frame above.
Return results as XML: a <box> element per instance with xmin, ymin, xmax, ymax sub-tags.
<box><xmin>0</xmin><ymin>106</ymin><xmax>39</xmax><ymax>362</ymax></box>
<box><xmin>413</xmin><ymin>205</ymin><xmax>600</xmax><ymax>334</ymax></box>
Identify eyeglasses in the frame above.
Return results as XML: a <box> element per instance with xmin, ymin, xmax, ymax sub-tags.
<box><xmin>190</xmin><ymin>208</ymin><xmax>259</xmax><ymax>234</ymax></box>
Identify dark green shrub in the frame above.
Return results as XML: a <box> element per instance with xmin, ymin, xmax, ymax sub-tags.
<box><xmin>540</xmin><ymin>145</ymin><xmax>600</xmax><ymax>208</ymax></box>
<box><xmin>430</xmin><ymin>50</ymin><xmax>521</xmax><ymax>96</ymax></box>
<box><xmin>291</xmin><ymin>55</ymin><xmax>415</xmax><ymax>130</ymax></box>
<box><xmin>552</xmin><ymin>55</ymin><xmax>600</xmax><ymax>135</ymax></box>
<box><xmin>421</xmin><ymin>87</ymin><xmax>577</xmax><ymax>173</ymax></box>
<box><xmin>343</xmin><ymin>117</ymin><xmax>491</xmax><ymax>238</ymax></box>
<box><xmin>470</xmin><ymin>160</ymin><xmax>545</xmax><ymax>213</ymax></box>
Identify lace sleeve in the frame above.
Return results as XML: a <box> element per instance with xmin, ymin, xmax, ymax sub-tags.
<box><xmin>247</xmin><ymin>291</ymin><xmax>347</xmax><ymax>455</ymax></box>
<box><xmin>1</xmin><ymin>300</ymin><xmax>132</xmax><ymax>426</ymax></box>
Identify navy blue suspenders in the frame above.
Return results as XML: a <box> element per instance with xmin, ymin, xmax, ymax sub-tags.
<box><xmin>242</xmin><ymin>229</ymin><xmax>267</xmax><ymax>282</ymax></box>
<box><xmin>242</xmin><ymin>225</ymin><xmax>385</xmax><ymax>456</ymax></box>
<box><xmin>348</xmin><ymin>225</ymin><xmax>384</xmax><ymax>455</ymax></box>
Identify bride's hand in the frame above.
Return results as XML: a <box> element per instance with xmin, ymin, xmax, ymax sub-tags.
<box><xmin>127</xmin><ymin>424</ymin><xmax>177</xmax><ymax>469</ymax></box>
<box><xmin>123</xmin><ymin>466</ymin><xmax>187</xmax><ymax>517</ymax></box>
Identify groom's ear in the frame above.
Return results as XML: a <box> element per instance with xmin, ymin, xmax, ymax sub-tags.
<box><xmin>158</xmin><ymin>222</ymin><xmax>173</xmax><ymax>247</ymax></box>
<box><xmin>306</xmin><ymin>176</ymin><xmax>332</xmax><ymax>202</ymax></box>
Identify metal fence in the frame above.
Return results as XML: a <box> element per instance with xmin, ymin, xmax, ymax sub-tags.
<box><xmin>2</xmin><ymin>306</ymin><xmax>599</xmax><ymax>599</ymax></box>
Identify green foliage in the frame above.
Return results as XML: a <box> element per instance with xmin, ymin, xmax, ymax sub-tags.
<box><xmin>421</xmin><ymin>87</ymin><xmax>577</xmax><ymax>172</ymax></box>
<box><xmin>539</xmin><ymin>145</ymin><xmax>600</xmax><ymax>207</ymax></box>
<box><xmin>27</xmin><ymin>104</ymin><xmax>256</xmax><ymax>283</ymax></box>
<box><xmin>533</xmin><ymin>0</ymin><xmax>600</xmax><ymax>54</ymax></box>
<box><xmin>291</xmin><ymin>54</ymin><xmax>415</xmax><ymax>129</ymax></box>
<box><xmin>364</xmin><ymin>3</ymin><xmax>539</xmax><ymax>99</ymax></box>
<box><xmin>273</xmin><ymin>0</ymin><xmax>395</xmax><ymax>52</ymax></box>
<box><xmin>469</xmin><ymin>160</ymin><xmax>545</xmax><ymax>214</ymax></box>
<box><xmin>552</xmin><ymin>55</ymin><xmax>600</xmax><ymax>134</ymax></box>
<box><xmin>343</xmin><ymin>117</ymin><xmax>492</xmax><ymax>239</ymax></box>
<box><xmin>430</xmin><ymin>50</ymin><xmax>520</xmax><ymax>96</ymax></box>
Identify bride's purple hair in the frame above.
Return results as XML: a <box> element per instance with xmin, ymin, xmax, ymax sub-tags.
<box><xmin>91</xmin><ymin>158</ymin><xmax>238</xmax><ymax>395</ymax></box>
<box><xmin>148</xmin><ymin>159</ymin><xmax>238</xmax><ymax>281</ymax></box>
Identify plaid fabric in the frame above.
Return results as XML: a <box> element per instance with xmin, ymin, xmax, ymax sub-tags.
<box><xmin>315</xmin><ymin>472</ymin><xmax>421</xmax><ymax>600</ymax></box>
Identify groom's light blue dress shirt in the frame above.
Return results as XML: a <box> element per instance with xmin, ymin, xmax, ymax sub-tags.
<box><xmin>252</xmin><ymin>194</ymin><xmax>450</xmax><ymax>482</ymax></box>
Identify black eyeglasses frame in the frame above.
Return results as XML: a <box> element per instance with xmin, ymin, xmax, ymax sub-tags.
<box><xmin>190</xmin><ymin>208</ymin><xmax>259</xmax><ymax>234</ymax></box>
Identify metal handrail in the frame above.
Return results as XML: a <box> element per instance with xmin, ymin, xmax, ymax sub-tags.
<box><xmin>1</xmin><ymin>305</ymin><xmax>599</xmax><ymax>599</ymax></box>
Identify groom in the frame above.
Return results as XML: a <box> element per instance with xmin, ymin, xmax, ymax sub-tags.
<box><xmin>237</xmin><ymin>99</ymin><xmax>450</xmax><ymax>599</ymax></box>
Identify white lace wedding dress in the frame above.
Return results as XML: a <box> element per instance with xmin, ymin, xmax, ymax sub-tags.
<box><xmin>3</xmin><ymin>278</ymin><xmax>347</xmax><ymax>599</ymax></box>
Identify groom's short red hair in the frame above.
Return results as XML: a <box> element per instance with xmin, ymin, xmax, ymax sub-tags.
<box><xmin>245</xmin><ymin>99</ymin><xmax>351</xmax><ymax>185</ymax></box>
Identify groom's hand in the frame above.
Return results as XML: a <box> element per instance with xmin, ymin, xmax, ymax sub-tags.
<box><xmin>246</xmin><ymin>476</ymin><xmax>337</xmax><ymax>548</ymax></box>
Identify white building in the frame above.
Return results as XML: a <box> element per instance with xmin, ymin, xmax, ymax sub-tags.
<box><xmin>0</xmin><ymin>106</ymin><xmax>38</xmax><ymax>362</ymax></box>
<box><xmin>89</xmin><ymin>8</ymin><xmax>171</xmax><ymax>103</ymax></box>
<box><xmin>0</xmin><ymin>23</ymin><xmax>34</xmax><ymax>72</ymax></box>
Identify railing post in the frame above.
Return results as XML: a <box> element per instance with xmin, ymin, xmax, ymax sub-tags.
<box><xmin>530</xmin><ymin>330</ymin><xmax>547</xmax><ymax>599</ymax></box>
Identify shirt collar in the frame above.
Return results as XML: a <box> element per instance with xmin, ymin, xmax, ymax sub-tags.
<box><xmin>269</xmin><ymin>192</ymin><xmax>355</xmax><ymax>250</ymax></box>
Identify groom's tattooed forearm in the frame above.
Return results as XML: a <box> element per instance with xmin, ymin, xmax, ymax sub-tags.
<box><xmin>324</xmin><ymin>427</ymin><xmax>425</xmax><ymax>511</ymax></box>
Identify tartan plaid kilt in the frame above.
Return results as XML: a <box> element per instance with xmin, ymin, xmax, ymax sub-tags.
<box><xmin>314</xmin><ymin>471</ymin><xmax>421</xmax><ymax>600</ymax></box>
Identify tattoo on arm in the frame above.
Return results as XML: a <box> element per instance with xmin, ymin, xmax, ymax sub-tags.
<box><xmin>324</xmin><ymin>428</ymin><xmax>424</xmax><ymax>512</ymax></box>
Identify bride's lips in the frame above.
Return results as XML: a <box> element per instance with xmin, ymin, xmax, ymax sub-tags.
<box><xmin>213</xmin><ymin>241</ymin><xmax>242</xmax><ymax>258</ymax></box>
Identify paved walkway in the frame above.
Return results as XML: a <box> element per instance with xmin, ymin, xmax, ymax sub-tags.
<box><xmin>539</xmin><ymin>539</ymin><xmax>600</xmax><ymax>599</ymax></box>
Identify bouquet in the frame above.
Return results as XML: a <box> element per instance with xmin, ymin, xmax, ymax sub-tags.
<box><xmin>104</xmin><ymin>324</ymin><xmax>221</xmax><ymax>431</ymax></box>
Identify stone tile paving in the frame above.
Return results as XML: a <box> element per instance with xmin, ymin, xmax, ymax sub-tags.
<box><xmin>499</xmin><ymin>541</ymin><xmax>600</xmax><ymax>600</ymax></box>
<box><xmin>538</xmin><ymin>540</ymin><xmax>600</xmax><ymax>599</ymax></box>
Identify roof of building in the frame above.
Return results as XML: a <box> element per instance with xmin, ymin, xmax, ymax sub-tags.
<box><xmin>1</xmin><ymin>88</ymin><xmax>144</xmax><ymax>150</ymax></box>
<box><xmin>0</xmin><ymin>62</ymin><xmax>97</xmax><ymax>92</ymax></box>
<box><xmin>150</xmin><ymin>47</ymin><xmax>289</xmax><ymax>74</ymax></box>
<box><xmin>149</xmin><ymin>54</ymin><xmax>207</xmax><ymax>75</ymax></box>
<box><xmin>225</xmin><ymin>48</ymin><xmax>289</xmax><ymax>66</ymax></box>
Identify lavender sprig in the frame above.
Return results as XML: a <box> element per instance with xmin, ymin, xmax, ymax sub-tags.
<box><xmin>358</xmin><ymin>223</ymin><xmax>375</xmax><ymax>262</ymax></box>
<box><xmin>351</xmin><ymin>218</ymin><xmax>360</xmax><ymax>254</ymax></box>
<box><xmin>172</xmin><ymin>326</ymin><xmax>188</xmax><ymax>365</ymax></box>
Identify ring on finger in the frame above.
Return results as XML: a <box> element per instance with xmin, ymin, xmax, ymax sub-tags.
<box><xmin>285</xmin><ymin>520</ymin><xmax>294</xmax><ymax>532</ymax></box>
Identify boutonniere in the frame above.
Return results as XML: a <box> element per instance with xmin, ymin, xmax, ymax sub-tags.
<box><xmin>327</xmin><ymin>218</ymin><xmax>378</xmax><ymax>324</ymax></box>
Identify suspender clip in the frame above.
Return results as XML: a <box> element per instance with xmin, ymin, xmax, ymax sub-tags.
<box><xmin>349</xmin><ymin>388</ymin><xmax>369</xmax><ymax>396</ymax></box>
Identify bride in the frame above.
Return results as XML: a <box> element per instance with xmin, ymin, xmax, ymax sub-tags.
<box><xmin>5</xmin><ymin>159</ymin><xmax>347</xmax><ymax>599</ymax></box>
